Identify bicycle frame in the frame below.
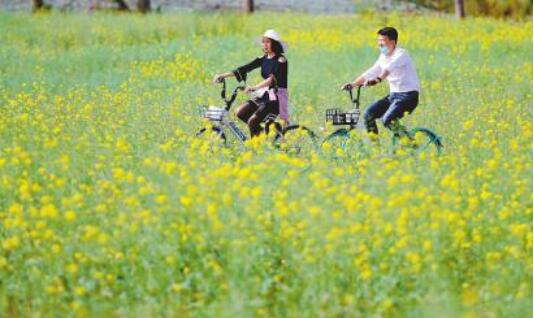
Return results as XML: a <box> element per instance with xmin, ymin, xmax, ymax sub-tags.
<box><xmin>346</xmin><ymin>85</ymin><xmax>362</xmax><ymax>130</ymax></box>
<box><xmin>323</xmin><ymin>85</ymin><xmax>443</xmax><ymax>155</ymax></box>
<box><xmin>198</xmin><ymin>79</ymin><xmax>281</xmax><ymax>143</ymax></box>
<box><xmin>348</xmin><ymin>85</ymin><xmax>362</xmax><ymax>110</ymax></box>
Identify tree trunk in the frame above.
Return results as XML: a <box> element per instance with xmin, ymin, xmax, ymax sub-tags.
<box><xmin>243</xmin><ymin>0</ymin><xmax>254</xmax><ymax>13</ymax></box>
<box><xmin>32</xmin><ymin>0</ymin><xmax>44</xmax><ymax>12</ymax></box>
<box><xmin>114</xmin><ymin>0</ymin><xmax>130</xmax><ymax>11</ymax></box>
<box><xmin>137</xmin><ymin>0</ymin><xmax>151</xmax><ymax>13</ymax></box>
<box><xmin>455</xmin><ymin>0</ymin><xmax>465</xmax><ymax>19</ymax></box>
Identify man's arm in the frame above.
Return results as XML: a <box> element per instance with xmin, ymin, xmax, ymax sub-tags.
<box><xmin>368</xmin><ymin>52</ymin><xmax>407</xmax><ymax>85</ymax></box>
<box><xmin>365</xmin><ymin>69</ymin><xmax>390</xmax><ymax>86</ymax></box>
<box><xmin>366</xmin><ymin>52</ymin><xmax>407</xmax><ymax>86</ymax></box>
<box><xmin>342</xmin><ymin>60</ymin><xmax>381</xmax><ymax>89</ymax></box>
<box><xmin>351</xmin><ymin>75</ymin><xmax>367</xmax><ymax>87</ymax></box>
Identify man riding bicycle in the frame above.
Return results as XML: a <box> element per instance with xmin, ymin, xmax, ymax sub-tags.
<box><xmin>342</xmin><ymin>27</ymin><xmax>420</xmax><ymax>136</ymax></box>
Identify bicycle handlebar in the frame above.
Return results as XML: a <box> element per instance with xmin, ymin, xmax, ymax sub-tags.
<box><xmin>343</xmin><ymin>84</ymin><xmax>362</xmax><ymax>109</ymax></box>
<box><xmin>219</xmin><ymin>78</ymin><xmax>245</xmax><ymax>111</ymax></box>
<box><xmin>218</xmin><ymin>77</ymin><xmax>278</xmax><ymax>110</ymax></box>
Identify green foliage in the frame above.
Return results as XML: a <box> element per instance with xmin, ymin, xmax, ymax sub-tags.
<box><xmin>406</xmin><ymin>0</ymin><xmax>532</xmax><ymax>18</ymax></box>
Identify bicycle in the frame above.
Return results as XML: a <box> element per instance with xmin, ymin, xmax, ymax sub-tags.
<box><xmin>196</xmin><ymin>78</ymin><xmax>285</xmax><ymax>147</ymax></box>
<box><xmin>322</xmin><ymin>85</ymin><xmax>443</xmax><ymax>156</ymax></box>
<box><xmin>275</xmin><ymin>118</ymin><xmax>318</xmax><ymax>155</ymax></box>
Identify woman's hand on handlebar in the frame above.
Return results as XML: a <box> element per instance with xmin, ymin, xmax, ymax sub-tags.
<box><xmin>244</xmin><ymin>86</ymin><xmax>256</xmax><ymax>94</ymax></box>
<box><xmin>212</xmin><ymin>74</ymin><xmax>225</xmax><ymax>84</ymax></box>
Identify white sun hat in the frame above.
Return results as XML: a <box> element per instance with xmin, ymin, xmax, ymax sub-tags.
<box><xmin>261</xmin><ymin>29</ymin><xmax>288</xmax><ymax>53</ymax></box>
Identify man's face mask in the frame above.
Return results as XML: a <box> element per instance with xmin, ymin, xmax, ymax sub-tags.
<box><xmin>379</xmin><ymin>45</ymin><xmax>389</xmax><ymax>55</ymax></box>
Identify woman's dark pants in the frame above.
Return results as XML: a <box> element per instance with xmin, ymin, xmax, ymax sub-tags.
<box><xmin>236</xmin><ymin>99</ymin><xmax>279</xmax><ymax>137</ymax></box>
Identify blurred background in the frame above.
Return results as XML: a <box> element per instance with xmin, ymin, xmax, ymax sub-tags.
<box><xmin>1</xmin><ymin>0</ymin><xmax>532</xmax><ymax>19</ymax></box>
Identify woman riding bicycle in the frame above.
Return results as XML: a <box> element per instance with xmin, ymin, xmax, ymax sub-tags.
<box><xmin>212</xmin><ymin>29</ymin><xmax>289</xmax><ymax>137</ymax></box>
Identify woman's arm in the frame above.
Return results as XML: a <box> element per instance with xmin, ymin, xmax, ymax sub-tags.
<box><xmin>244</xmin><ymin>76</ymin><xmax>273</xmax><ymax>93</ymax></box>
<box><xmin>213</xmin><ymin>57</ymin><xmax>263</xmax><ymax>84</ymax></box>
<box><xmin>245</xmin><ymin>56</ymin><xmax>286</xmax><ymax>93</ymax></box>
<box><xmin>212</xmin><ymin>71</ymin><xmax>235</xmax><ymax>83</ymax></box>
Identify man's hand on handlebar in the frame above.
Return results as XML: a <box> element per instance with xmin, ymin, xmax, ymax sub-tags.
<box><xmin>341</xmin><ymin>83</ymin><xmax>353</xmax><ymax>91</ymax></box>
<box><xmin>341</xmin><ymin>83</ymin><xmax>365</xmax><ymax>91</ymax></box>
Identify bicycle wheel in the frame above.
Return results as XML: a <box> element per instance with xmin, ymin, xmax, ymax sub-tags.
<box><xmin>276</xmin><ymin>124</ymin><xmax>318</xmax><ymax>154</ymax></box>
<box><xmin>321</xmin><ymin>128</ymin><xmax>351</xmax><ymax>156</ymax></box>
<box><xmin>392</xmin><ymin>127</ymin><xmax>443</xmax><ymax>155</ymax></box>
<box><xmin>196</xmin><ymin>126</ymin><xmax>227</xmax><ymax>146</ymax></box>
<box><xmin>264</xmin><ymin>120</ymin><xmax>284</xmax><ymax>142</ymax></box>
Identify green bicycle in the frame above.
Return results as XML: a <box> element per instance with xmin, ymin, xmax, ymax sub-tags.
<box><xmin>322</xmin><ymin>85</ymin><xmax>444</xmax><ymax>156</ymax></box>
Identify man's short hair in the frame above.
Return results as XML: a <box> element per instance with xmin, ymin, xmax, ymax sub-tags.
<box><xmin>377</xmin><ymin>27</ymin><xmax>398</xmax><ymax>43</ymax></box>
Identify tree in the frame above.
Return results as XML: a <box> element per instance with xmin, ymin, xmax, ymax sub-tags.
<box><xmin>243</xmin><ymin>0</ymin><xmax>254</xmax><ymax>13</ymax></box>
<box><xmin>32</xmin><ymin>0</ymin><xmax>45</xmax><ymax>12</ymax></box>
<box><xmin>137</xmin><ymin>0</ymin><xmax>151</xmax><ymax>13</ymax></box>
<box><xmin>114</xmin><ymin>0</ymin><xmax>130</xmax><ymax>11</ymax></box>
<box><xmin>455</xmin><ymin>0</ymin><xmax>465</xmax><ymax>18</ymax></box>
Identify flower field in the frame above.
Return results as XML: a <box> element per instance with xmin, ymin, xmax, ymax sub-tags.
<box><xmin>0</xmin><ymin>11</ymin><xmax>532</xmax><ymax>317</ymax></box>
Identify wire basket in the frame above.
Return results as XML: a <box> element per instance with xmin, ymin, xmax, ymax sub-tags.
<box><xmin>199</xmin><ymin>105</ymin><xmax>227</xmax><ymax>122</ymax></box>
<box><xmin>325</xmin><ymin>108</ymin><xmax>360</xmax><ymax>125</ymax></box>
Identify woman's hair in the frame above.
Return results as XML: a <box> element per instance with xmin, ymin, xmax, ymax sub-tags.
<box><xmin>269</xmin><ymin>39</ymin><xmax>285</xmax><ymax>55</ymax></box>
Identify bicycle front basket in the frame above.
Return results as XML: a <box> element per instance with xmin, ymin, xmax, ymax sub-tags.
<box><xmin>325</xmin><ymin>108</ymin><xmax>360</xmax><ymax>125</ymax></box>
<box><xmin>203</xmin><ymin>106</ymin><xmax>227</xmax><ymax>122</ymax></box>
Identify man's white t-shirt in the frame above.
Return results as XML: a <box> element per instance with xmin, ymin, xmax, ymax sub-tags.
<box><xmin>362</xmin><ymin>47</ymin><xmax>420</xmax><ymax>93</ymax></box>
